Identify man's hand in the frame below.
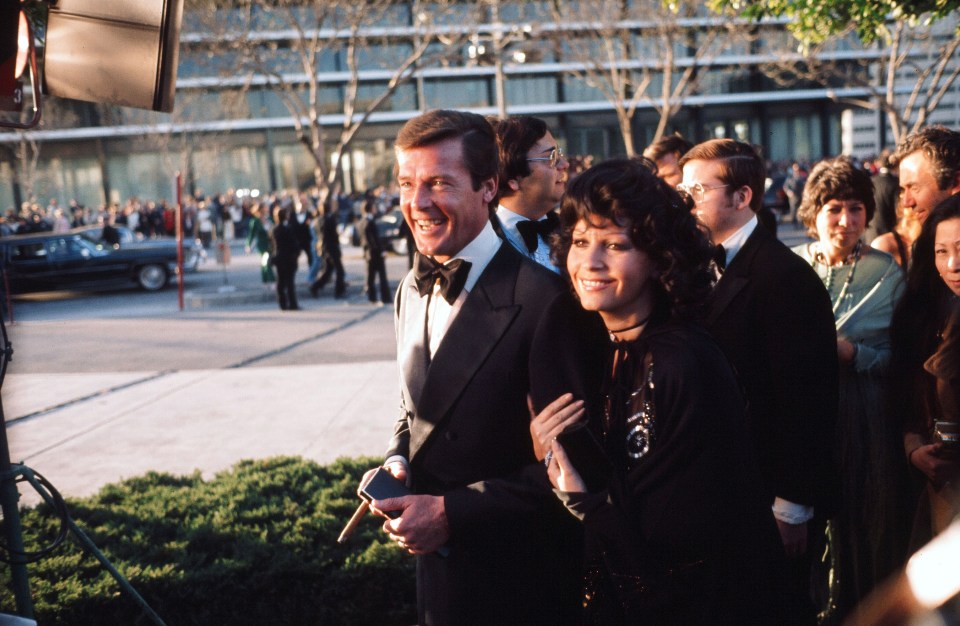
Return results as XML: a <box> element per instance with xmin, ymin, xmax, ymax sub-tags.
<box><xmin>383</xmin><ymin>460</ymin><xmax>408</xmax><ymax>485</ymax></box>
<box><xmin>375</xmin><ymin>494</ymin><xmax>449</xmax><ymax>554</ymax></box>
<box><xmin>775</xmin><ymin>519</ymin><xmax>808</xmax><ymax>558</ymax></box>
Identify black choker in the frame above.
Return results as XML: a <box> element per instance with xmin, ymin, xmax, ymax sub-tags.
<box><xmin>607</xmin><ymin>312</ymin><xmax>652</xmax><ymax>341</ymax></box>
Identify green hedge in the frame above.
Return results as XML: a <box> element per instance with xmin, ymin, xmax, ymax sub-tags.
<box><xmin>0</xmin><ymin>456</ymin><xmax>416</xmax><ymax>625</ymax></box>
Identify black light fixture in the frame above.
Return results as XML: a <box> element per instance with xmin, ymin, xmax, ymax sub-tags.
<box><xmin>43</xmin><ymin>0</ymin><xmax>184</xmax><ymax>113</ymax></box>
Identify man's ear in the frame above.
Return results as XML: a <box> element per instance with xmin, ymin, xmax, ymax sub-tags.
<box><xmin>736</xmin><ymin>186</ymin><xmax>753</xmax><ymax>211</ymax></box>
<box><xmin>948</xmin><ymin>170</ymin><xmax>960</xmax><ymax>196</ymax></box>
<box><xmin>507</xmin><ymin>177</ymin><xmax>522</xmax><ymax>193</ymax></box>
<box><xmin>481</xmin><ymin>177</ymin><xmax>498</xmax><ymax>205</ymax></box>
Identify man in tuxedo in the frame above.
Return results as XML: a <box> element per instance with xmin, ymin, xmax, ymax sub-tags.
<box><xmin>679</xmin><ymin>139</ymin><xmax>839</xmax><ymax>622</ymax></box>
<box><xmin>364</xmin><ymin>110</ymin><xmax>599</xmax><ymax>624</ymax></box>
<box><xmin>490</xmin><ymin>116</ymin><xmax>569</xmax><ymax>272</ymax></box>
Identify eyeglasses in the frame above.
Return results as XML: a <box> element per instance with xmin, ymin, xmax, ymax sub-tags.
<box><xmin>676</xmin><ymin>182</ymin><xmax>730</xmax><ymax>203</ymax></box>
<box><xmin>527</xmin><ymin>146</ymin><xmax>565</xmax><ymax>169</ymax></box>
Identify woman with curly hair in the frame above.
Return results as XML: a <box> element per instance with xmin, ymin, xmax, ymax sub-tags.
<box><xmin>530</xmin><ymin>158</ymin><xmax>794</xmax><ymax>624</ymax></box>
<box><xmin>791</xmin><ymin>156</ymin><xmax>907</xmax><ymax>620</ymax></box>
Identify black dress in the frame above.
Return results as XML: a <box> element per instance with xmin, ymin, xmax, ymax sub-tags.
<box><xmin>558</xmin><ymin>321</ymin><xmax>801</xmax><ymax>625</ymax></box>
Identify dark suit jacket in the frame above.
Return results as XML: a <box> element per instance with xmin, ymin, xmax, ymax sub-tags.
<box><xmin>560</xmin><ymin>322</ymin><xmax>798</xmax><ymax>624</ymax></box>
<box><xmin>387</xmin><ymin>243</ymin><xmax>603</xmax><ymax>625</ymax></box>
<box><xmin>705</xmin><ymin>225</ymin><xmax>839</xmax><ymax>511</ymax></box>
<box><xmin>359</xmin><ymin>216</ymin><xmax>385</xmax><ymax>261</ymax></box>
<box><xmin>268</xmin><ymin>223</ymin><xmax>299</xmax><ymax>271</ymax></box>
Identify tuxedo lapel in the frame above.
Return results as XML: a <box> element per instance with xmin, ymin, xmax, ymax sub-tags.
<box><xmin>408</xmin><ymin>247</ymin><xmax>521</xmax><ymax>458</ymax></box>
<box><xmin>397</xmin><ymin>273</ymin><xmax>430</xmax><ymax>414</ymax></box>
<box><xmin>707</xmin><ymin>226</ymin><xmax>766</xmax><ymax>325</ymax></box>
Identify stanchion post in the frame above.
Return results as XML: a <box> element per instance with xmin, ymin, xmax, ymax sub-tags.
<box><xmin>175</xmin><ymin>172</ymin><xmax>184</xmax><ymax>311</ymax></box>
<box><xmin>0</xmin><ymin>315</ymin><xmax>34</xmax><ymax>617</ymax></box>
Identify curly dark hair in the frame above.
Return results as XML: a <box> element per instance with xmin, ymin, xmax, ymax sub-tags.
<box><xmin>551</xmin><ymin>157</ymin><xmax>715</xmax><ymax>320</ymax></box>
<box><xmin>797</xmin><ymin>156</ymin><xmax>877</xmax><ymax>238</ymax></box>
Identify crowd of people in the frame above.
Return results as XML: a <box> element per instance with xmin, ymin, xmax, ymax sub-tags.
<box><xmin>354</xmin><ymin>111</ymin><xmax>960</xmax><ymax>626</ymax></box>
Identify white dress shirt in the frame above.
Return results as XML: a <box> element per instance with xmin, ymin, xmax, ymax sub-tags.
<box><xmin>495</xmin><ymin>205</ymin><xmax>559</xmax><ymax>273</ymax></box>
<box><xmin>422</xmin><ymin>221</ymin><xmax>502</xmax><ymax>356</ymax></box>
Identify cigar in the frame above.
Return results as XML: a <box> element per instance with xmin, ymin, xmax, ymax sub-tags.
<box><xmin>337</xmin><ymin>500</ymin><xmax>370</xmax><ymax>544</ymax></box>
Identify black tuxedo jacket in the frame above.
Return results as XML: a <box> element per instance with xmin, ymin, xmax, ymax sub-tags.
<box><xmin>705</xmin><ymin>225</ymin><xmax>839</xmax><ymax>511</ymax></box>
<box><xmin>387</xmin><ymin>243</ymin><xmax>603</xmax><ymax>625</ymax></box>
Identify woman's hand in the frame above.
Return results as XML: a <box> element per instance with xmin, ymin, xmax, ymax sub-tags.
<box><xmin>546</xmin><ymin>440</ymin><xmax>587</xmax><ymax>493</ymax></box>
<box><xmin>837</xmin><ymin>338</ymin><xmax>857</xmax><ymax>365</ymax></box>
<box><xmin>910</xmin><ymin>443</ymin><xmax>957</xmax><ymax>486</ymax></box>
<box><xmin>528</xmin><ymin>393</ymin><xmax>585</xmax><ymax>461</ymax></box>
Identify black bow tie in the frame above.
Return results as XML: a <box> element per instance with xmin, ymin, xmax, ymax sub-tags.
<box><xmin>712</xmin><ymin>245</ymin><xmax>727</xmax><ymax>273</ymax></box>
<box><xmin>515</xmin><ymin>212</ymin><xmax>560</xmax><ymax>253</ymax></box>
<box><xmin>414</xmin><ymin>253</ymin><xmax>472</xmax><ymax>304</ymax></box>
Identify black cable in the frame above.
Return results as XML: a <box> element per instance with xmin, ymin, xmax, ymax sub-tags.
<box><xmin>0</xmin><ymin>466</ymin><xmax>71</xmax><ymax>564</ymax></box>
<box><xmin>0</xmin><ymin>280</ymin><xmax>70</xmax><ymax>563</ymax></box>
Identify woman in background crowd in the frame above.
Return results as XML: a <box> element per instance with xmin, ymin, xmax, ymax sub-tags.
<box><xmin>890</xmin><ymin>195</ymin><xmax>960</xmax><ymax>551</ymax></box>
<box><xmin>792</xmin><ymin>156</ymin><xmax>908</xmax><ymax>620</ymax></box>
<box><xmin>245</xmin><ymin>202</ymin><xmax>275</xmax><ymax>287</ymax></box>
<box><xmin>871</xmin><ymin>201</ymin><xmax>924</xmax><ymax>267</ymax></box>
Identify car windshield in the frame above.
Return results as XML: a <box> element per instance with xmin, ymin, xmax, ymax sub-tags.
<box><xmin>50</xmin><ymin>236</ymin><xmax>109</xmax><ymax>258</ymax></box>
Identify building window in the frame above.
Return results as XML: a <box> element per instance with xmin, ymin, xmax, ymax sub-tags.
<box><xmin>505</xmin><ymin>76</ymin><xmax>557</xmax><ymax>105</ymax></box>
<box><xmin>423</xmin><ymin>78</ymin><xmax>490</xmax><ymax>109</ymax></box>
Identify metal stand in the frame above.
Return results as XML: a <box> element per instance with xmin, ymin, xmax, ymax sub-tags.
<box><xmin>0</xmin><ymin>310</ymin><xmax>167</xmax><ymax>625</ymax></box>
<box><xmin>0</xmin><ymin>298</ymin><xmax>32</xmax><ymax>618</ymax></box>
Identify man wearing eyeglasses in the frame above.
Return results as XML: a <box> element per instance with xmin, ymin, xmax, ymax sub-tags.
<box><xmin>490</xmin><ymin>116</ymin><xmax>569</xmax><ymax>272</ymax></box>
<box><xmin>680</xmin><ymin>139</ymin><xmax>839</xmax><ymax>625</ymax></box>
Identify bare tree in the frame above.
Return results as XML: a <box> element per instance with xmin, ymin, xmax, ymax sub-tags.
<box><xmin>542</xmin><ymin>0</ymin><xmax>731</xmax><ymax>156</ymax></box>
<box><xmin>750</xmin><ymin>18</ymin><xmax>960</xmax><ymax>144</ymax></box>
<box><xmin>200</xmin><ymin>0</ymin><xmax>467</xmax><ymax>204</ymax></box>
<box><xmin>9</xmin><ymin>132</ymin><xmax>40</xmax><ymax>205</ymax></box>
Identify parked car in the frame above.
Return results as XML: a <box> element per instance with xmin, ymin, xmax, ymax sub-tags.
<box><xmin>374</xmin><ymin>209</ymin><xmax>409</xmax><ymax>255</ymax></box>
<box><xmin>763</xmin><ymin>174</ymin><xmax>789</xmax><ymax>215</ymax></box>
<box><xmin>76</xmin><ymin>225</ymin><xmax>205</xmax><ymax>272</ymax></box>
<box><xmin>0</xmin><ymin>229</ymin><xmax>190</xmax><ymax>294</ymax></box>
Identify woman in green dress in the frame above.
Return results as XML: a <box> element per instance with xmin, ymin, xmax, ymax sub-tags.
<box><xmin>245</xmin><ymin>202</ymin><xmax>275</xmax><ymax>284</ymax></box>
<box><xmin>792</xmin><ymin>156</ymin><xmax>908</xmax><ymax>621</ymax></box>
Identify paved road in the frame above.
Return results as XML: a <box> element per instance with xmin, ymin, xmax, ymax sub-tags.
<box><xmin>3</xmin><ymin>243</ymin><xmax>410</xmax><ymax>506</ymax></box>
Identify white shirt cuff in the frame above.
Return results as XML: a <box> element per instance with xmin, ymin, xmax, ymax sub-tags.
<box><xmin>772</xmin><ymin>497</ymin><xmax>814</xmax><ymax>524</ymax></box>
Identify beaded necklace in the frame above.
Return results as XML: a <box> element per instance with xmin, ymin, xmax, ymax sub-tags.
<box><xmin>811</xmin><ymin>240</ymin><xmax>862</xmax><ymax>314</ymax></box>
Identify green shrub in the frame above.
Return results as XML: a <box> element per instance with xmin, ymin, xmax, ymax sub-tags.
<box><xmin>0</xmin><ymin>456</ymin><xmax>416</xmax><ymax>625</ymax></box>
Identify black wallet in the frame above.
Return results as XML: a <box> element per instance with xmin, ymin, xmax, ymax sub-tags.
<box><xmin>359</xmin><ymin>467</ymin><xmax>411</xmax><ymax>519</ymax></box>
<box><xmin>555</xmin><ymin>421</ymin><xmax>612</xmax><ymax>492</ymax></box>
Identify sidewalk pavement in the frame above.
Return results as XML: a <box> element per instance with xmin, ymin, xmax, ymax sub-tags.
<box><xmin>5</xmin><ymin>362</ymin><xmax>399</xmax><ymax>508</ymax></box>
